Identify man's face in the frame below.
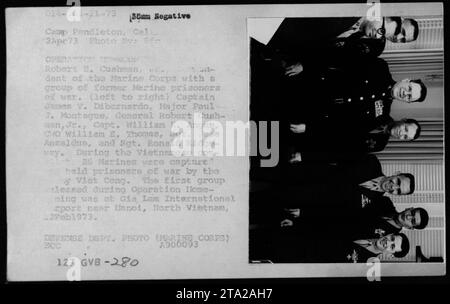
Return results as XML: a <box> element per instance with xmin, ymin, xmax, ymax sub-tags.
<box><xmin>376</xmin><ymin>234</ymin><xmax>402</xmax><ymax>254</ymax></box>
<box><xmin>380</xmin><ymin>175</ymin><xmax>411</xmax><ymax>195</ymax></box>
<box><xmin>397</xmin><ymin>208</ymin><xmax>422</xmax><ymax>229</ymax></box>
<box><xmin>361</xmin><ymin>18</ymin><xmax>416</xmax><ymax>42</ymax></box>
<box><xmin>392</xmin><ymin>79</ymin><xmax>422</xmax><ymax>102</ymax></box>
<box><xmin>382</xmin><ymin>17</ymin><xmax>402</xmax><ymax>41</ymax></box>
<box><xmin>389</xmin><ymin>19</ymin><xmax>416</xmax><ymax>43</ymax></box>
<box><xmin>390</xmin><ymin>121</ymin><xmax>418</xmax><ymax>141</ymax></box>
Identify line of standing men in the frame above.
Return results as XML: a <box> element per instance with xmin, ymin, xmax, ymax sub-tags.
<box><xmin>250</xmin><ymin>16</ymin><xmax>430</xmax><ymax>263</ymax></box>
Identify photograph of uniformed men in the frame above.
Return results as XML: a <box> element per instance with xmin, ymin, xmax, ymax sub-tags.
<box><xmin>249</xmin><ymin>15</ymin><xmax>444</xmax><ymax>264</ymax></box>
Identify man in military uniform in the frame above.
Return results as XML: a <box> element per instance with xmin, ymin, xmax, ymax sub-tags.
<box><xmin>250</xmin><ymin>190</ymin><xmax>417</xmax><ymax>263</ymax></box>
<box><xmin>250</xmin><ymin>16</ymin><xmax>422</xmax><ymax>121</ymax></box>
<box><xmin>280</xmin><ymin>196</ymin><xmax>429</xmax><ymax>235</ymax></box>
<box><xmin>338</xmin><ymin>232</ymin><xmax>410</xmax><ymax>263</ymax></box>
<box><xmin>250</xmin><ymin>155</ymin><xmax>417</xmax><ymax>226</ymax></box>
<box><xmin>263</xmin><ymin>16</ymin><xmax>419</xmax><ymax>76</ymax></box>
<box><xmin>351</xmin><ymin>198</ymin><xmax>429</xmax><ymax>236</ymax></box>
<box><xmin>283</xmin><ymin>57</ymin><xmax>427</xmax><ymax>124</ymax></box>
<box><xmin>249</xmin><ymin>155</ymin><xmax>418</xmax><ymax>263</ymax></box>
<box><xmin>288</xmin><ymin>118</ymin><xmax>421</xmax><ymax>164</ymax></box>
<box><xmin>249</xmin><ymin>214</ymin><xmax>410</xmax><ymax>263</ymax></box>
<box><xmin>280</xmin><ymin>55</ymin><xmax>425</xmax><ymax>163</ymax></box>
<box><xmin>249</xmin><ymin>155</ymin><xmax>417</xmax><ymax>227</ymax></box>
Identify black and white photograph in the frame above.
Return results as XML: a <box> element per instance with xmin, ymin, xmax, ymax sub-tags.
<box><xmin>249</xmin><ymin>12</ymin><xmax>445</xmax><ymax>269</ymax></box>
<box><xmin>3</xmin><ymin>1</ymin><xmax>446</xmax><ymax>285</ymax></box>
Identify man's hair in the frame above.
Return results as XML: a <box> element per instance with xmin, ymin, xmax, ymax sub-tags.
<box><xmin>394</xmin><ymin>233</ymin><xmax>410</xmax><ymax>258</ymax></box>
<box><xmin>415</xmin><ymin>208</ymin><xmax>429</xmax><ymax>230</ymax></box>
<box><xmin>407</xmin><ymin>18</ymin><xmax>420</xmax><ymax>41</ymax></box>
<box><xmin>402</xmin><ymin>118</ymin><xmax>421</xmax><ymax>140</ymax></box>
<box><xmin>398</xmin><ymin>172</ymin><xmax>415</xmax><ymax>194</ymax></box>
<box><xmin>391</xmin><ymin>16</ymin><xmax>402</xmax><ymax>31</ymax></box>
<box><xmin>411</xmin><ymin>79</ymin><xmax>427</xmax><ymax>102</ymax></box>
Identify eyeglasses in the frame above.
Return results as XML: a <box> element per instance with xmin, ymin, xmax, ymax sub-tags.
<box><xmin>376</xmin><ymin>17</ymin><xmax>386</xmax><ymax>37</ymax></box>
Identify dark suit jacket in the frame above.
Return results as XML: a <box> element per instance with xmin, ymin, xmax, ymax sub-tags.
<box><xmin>291</xmin><ymin>128</ymin><xmax>392</xmax><ymax>164</ymax></box>
<box><xmin>343</xmin><ymin>189</ymin><xmax>397</xmax><ymax>218</ymax></box>
<box><xmin>249</xmin><ymin>213</ymin><xmax>385</xmax><ymax>263</ymax></box>
<box><xmin>248</xmin><ymin>156</ymin><xmax>401</xmax><ymax>263</ymax></box>
<box><xmin>339</xmin><ymin>242</ymin><xmax>381</xmax><ymax>263</ymax></box>
<box><xmin>267</xmin><ymin>17</ymin><xmax>386</xmax><ymax>63</ymax></box>
<box><xmin>333</xmin><ymin>154</ymin><xmax>388</xmax><ymax>206</ymax></box>
<box><xmin>275</xmin><ymin>155</ymin><xmax>386</xmax><ymax>214</ymax></box>
<box><xmin>340</xmin><ymin>194</ymin><xmax>401</xmax><ymax>235</ymax></box>
<box><xmin>365</xmin><ymin>132</ymin><xmax>391</xmax><ymax>153</ymax></box>
<box><xmin>280</xmin><ymin>56</ymin><xmax>395</xmax><ymax>163</ymax></box>
<box><xmin>284</xmin><ymin>57</ymin><xmax>395</xmax><ymax>124</ymax></box>
<box><xmin>249</xmin><ymin>198</ymin><xmax>401</xmax><ymax>263</ymax></box>
<box><xmin>334</xmin><ymin>154</ymin><xmax>384</xmax><ymax>184</ymax></box>
<box><xmin>356</xmin><ymin>213</ymin><xmax>402</xmax><ymax>237</ymax></box>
